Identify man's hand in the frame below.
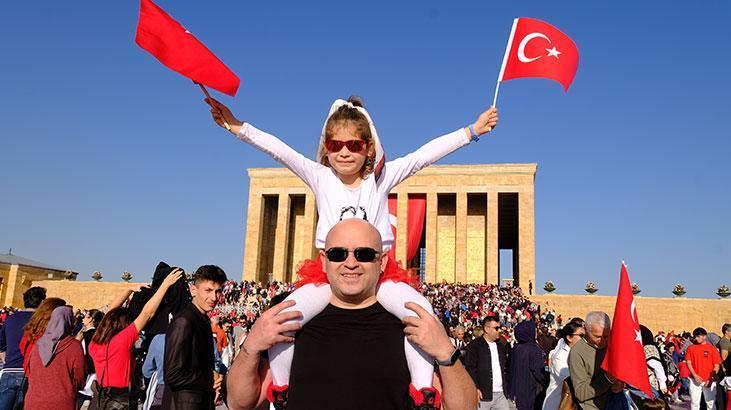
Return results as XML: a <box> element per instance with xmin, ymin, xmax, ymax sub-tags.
<box><xmin>402</xmin><ymin>302</ymin><xmax>454</xmax><ymax>362</ymax></box>
<box><xmin>610</xmin><ymin>380</ymin><xmax>625</xmax><ymax>393</ymax></box>
<box><xmin>694</xmin><ymin>375</ymin><xmax>703</xmax><ymax>386</ymax></box>
<box><xmin>213</xmin><ymin>372</ymin><xmax>223</xmax><ymax>404</ymax></box>
<box><xmin>241</xmin><ymin>300</ymin><xmax>302</xmax><ymax>356</ymax></box>
<box><xmin>213</xmin><ymin>372</ymin><xmax>223</xmax><ymax>393</ymax></box>
<box><xmin>472</xmin><ymin>106</ymin><xmax>499</xmax><ymax>135</ymax></box>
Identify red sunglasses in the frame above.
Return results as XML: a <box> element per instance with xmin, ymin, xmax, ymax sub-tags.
<box><xmin>325</xmin><ymin>139</ymin><xmax>365</xmax><ymax>153</ymax></box>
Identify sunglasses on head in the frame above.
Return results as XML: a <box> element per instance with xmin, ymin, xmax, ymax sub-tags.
<box><xmin>325</xmin><ymin>247</ymin><xmax>380</xmax><ymax>263</ymax></box>
<box><xmin>324</xmin><ymin>139</ymin><xmax>365</xmax><ymax>153</ymax></box>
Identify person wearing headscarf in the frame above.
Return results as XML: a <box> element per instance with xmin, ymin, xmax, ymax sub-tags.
<box><xmin>24</xmin><ymin>306</ymin><xmax>87</xmax><ymax>410</ymax></box>
<box><xmin>507</xmin><ymin>320</ymin><xmax>547</xmax><ymax>410</ymax></box>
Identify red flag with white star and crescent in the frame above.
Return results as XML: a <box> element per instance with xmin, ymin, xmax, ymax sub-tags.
<box><xmin>601</xmin><ymin>263</ymin><xmax>653</xmax><ymax>397</ymax></box>
<box><xmin>498</xmin><ymin>17</ymin><xmax>579</xmax><ymax>91</ymax></box>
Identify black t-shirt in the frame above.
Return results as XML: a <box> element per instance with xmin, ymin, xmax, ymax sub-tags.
<box><xmin>288</xmin><ymin>302</ymin><xmax>410</xmax><ymax>409</ymax></box>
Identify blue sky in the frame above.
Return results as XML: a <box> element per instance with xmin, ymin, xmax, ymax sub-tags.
<box><xmin>1</xmin><ymin>1</ymin><xmax>729</xmax><ymax>298</ymax></box>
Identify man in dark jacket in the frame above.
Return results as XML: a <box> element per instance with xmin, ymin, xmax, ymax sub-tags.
<box><xmin>506</xmin><ymin>320</ymin><xmax>546</xmax><ymax>410</ymax></box>
<box><xmin>162</xmin><ymin>265</ymin><xmax>227</xmax><ymax>410</ymax></box>
<box><xmin>465</xmin><ymin>316</ymin><xmax>509</xmax><ymax>410</ymax></box>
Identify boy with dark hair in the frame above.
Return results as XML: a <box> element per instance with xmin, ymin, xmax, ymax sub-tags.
<box><xmin>685</xmin><ymin>327</ymin><xmax>722</xmax><ymax>410</ymax></box>
<box><xmin>0</xmin><ymin>286</ymin><xmax>46</xmax><ymax>408</ymax></box>
<box><xmin>162</xmin><ymin>265</ymin><xmax>227</xmax><ymax>410</ymax></box>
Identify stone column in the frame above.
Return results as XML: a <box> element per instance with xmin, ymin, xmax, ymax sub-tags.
<box><xmin>395</xmin><ymin>194</ymin><xmax>409</xmax><ymax>264</ymax></box>
<box><xmin>455</xmin><ymin>191</ymin><xmax>468</xmax><ymax>283</ymax></box>
<box><xmin>303</xmin><ymin>193</ymin><xmax>317</xmax><ymax>259</ymax></box>
<box><xmin>272</xmin><ymin>194</ymin><xmax>292</xmax><ymax>282</ymax></box>
<box><xmin>242</xmin><ymin>188</ymin><xmax>263</xmax><ymax>281</ymax></box>
<box><xmin>425</xmin><ymin>191</ymin><xmax>438</xmax><ymax>283</ymax></box>
<box><xmin>486</xmin><ymin>191</ymin><xmax>499</xmax><ymax>285</ymax></box>
<box><xmin>518</xmin><ymin>189</ymin><xmax>535</xmax><ymax>293</ymax></box>
<box><xmin>4</xmin><ymin>265</ymin><xmax>19</xmax><ymax>307</ymax></box>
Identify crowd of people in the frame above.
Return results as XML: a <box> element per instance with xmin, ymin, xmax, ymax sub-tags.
<box><xmin>0</xmin><ymin>272</ymin><xmax>729</xmax><ymax>409</ymax></box>
<box><xmin>1</xmin><ymin>265</ymin><xmax>730</xmax><ymax>410</ymax></box>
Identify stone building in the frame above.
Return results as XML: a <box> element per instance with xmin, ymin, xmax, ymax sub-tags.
<box><xmin>0</xmin><ymin>252</ymin><xmax>77</xmax><ymax>307</ymax></box>
<box><xmin>241</xmin><ymin>163</ymin><xmax>537</xmax><ymax>294</ymax></box>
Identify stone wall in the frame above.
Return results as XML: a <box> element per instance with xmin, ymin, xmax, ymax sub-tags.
<box><xmin>30</xmin><ymin>281</ymin><xmax>731</xmax><ymax>333</ymax></box>
<box><xmin>532</xmin><ymin>294</ymin><xmax>731</xmax><ymax>334</ymax></box>
<box><xmin>32</xmin><ymin>280</ymin><xmax>148</xmax><ymax>310</ymax></box>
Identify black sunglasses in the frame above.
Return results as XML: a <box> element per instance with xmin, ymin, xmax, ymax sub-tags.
<box><xmin>325</xmin><ymin>247</ymin><xmax>381</xmax><ymax>263</ymax></box>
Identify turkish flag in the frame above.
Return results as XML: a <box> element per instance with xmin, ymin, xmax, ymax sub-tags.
<box><xmin>601</xmin><ymin>263</ymin><xmax>653</xmax><ymax>397</ymax></box>
<box><xmin>498</xmin><ymin>18</ymin><xmax>579</xmax><ymax>91</ymax></box>
<box><xmin>135</xmin><ymin>0</ymin><xmax>240</xmax><ymax>96</ymax></box>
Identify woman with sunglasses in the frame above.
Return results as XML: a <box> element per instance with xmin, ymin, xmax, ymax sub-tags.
<box><xmin>542</xmin><ymin>318</ymin><xmax>586</xmax><ymax>410</ymax></box>
<box><xmin>207</xmin><ymin>95</ymin><xmax>498</xmax><ymax>408</ymax></box>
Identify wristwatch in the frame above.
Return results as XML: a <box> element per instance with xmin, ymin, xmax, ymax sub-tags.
<box><xmin>434</xmin><ymin>348</ymin><xmax>461</xmax><ymax>366</ymax></box>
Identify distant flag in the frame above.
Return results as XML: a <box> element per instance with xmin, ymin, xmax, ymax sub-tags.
<box><xmin>601</xmin><ymin>262</ymin><xmax>653</xmax><ymax>397</ymax></box>
<box><xmin>493</xmin><ymin>17</ymin><xmax>579</xmax><ymax>106</ymax></box>
<box><xmin>135</xmin><ymin>0</ymin><xmax>240</xmax><ymax>97</ymax></box>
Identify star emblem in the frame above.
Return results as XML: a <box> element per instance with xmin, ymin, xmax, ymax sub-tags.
<box><xmin>546</xmin><ymin>46</ymin><xmax>561</xmax><ymax>59</ymax></box>
<box><xmin>634</xmin><ymin>329</ymin><xmax>642</xmax><ymax>344</ymax></box>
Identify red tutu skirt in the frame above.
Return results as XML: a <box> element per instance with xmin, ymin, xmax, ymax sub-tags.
<box><xmin>294</xmin><ymin>254</ymin><xmax>421</xmax><ymax>290</ymax></box>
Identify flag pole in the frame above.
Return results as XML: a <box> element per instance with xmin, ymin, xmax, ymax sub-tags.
<box><xmin>493</xmin><ymin>18</ymin><xmax>519</xmax><ymax>108</ymax></box>
<box><xmin>492</xmin><ymin>81</ymin><xmax>501</xmax><ymax>108</ymax></box>
<box><xmin>196</xmin><ymin>82</ymin><xmax>231</xmax><ymax>131</ymax></box>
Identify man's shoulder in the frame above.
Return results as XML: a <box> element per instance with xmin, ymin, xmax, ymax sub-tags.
<box><xmin>170</xmin><ymin>304</ymin><xmax>199</xmax><ymax>326</ymax></box>
<box><xmin>718</xmin><ymin>338</ymin><xmax>731</xmax><ymax>350</ymax></box>
<box><xmin>685</xmin><ymin>344</ymin><xmax>701</xmax><ymax>355</ymax></box>
<box><xmin>5</xmin><ymin>311</ymin><xmax>31</xmax><ymax>326</ymax></box>
<box><xmin>466</xmin><ymin>336</ymin><xmax>486</xmax><ymax>350</ymax></box>
<box><xmin>569</xmin><ymin>339</ymin><xmax>590</xmax><ymax>358</ymax></box>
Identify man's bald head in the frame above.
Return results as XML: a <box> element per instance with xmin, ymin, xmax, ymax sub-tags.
<box><xmin>321</xmin><ymin>219</ymin><xmax>386</xmax><ymax>309</ymax></box>
<box><xmin>325</xmin><ymin>218</ymin><xmax>383</xmax><ymax>251</ymax></box>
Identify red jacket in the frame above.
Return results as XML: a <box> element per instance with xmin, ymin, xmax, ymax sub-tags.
<box><xmin>24</xmin><ymin>336</ymin><xmax>87</xmax><ymax>410</ymax></box>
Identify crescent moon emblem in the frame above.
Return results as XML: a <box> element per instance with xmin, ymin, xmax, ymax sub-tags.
<box><xmin>517</xmin><ymin>32</ymin><xmax>551</xmax><ymax>63</ymax></box>
<box><xmin>630</xmin><ymin>300</ymin><xmax>637</xmax><ymax>323</ymax></box>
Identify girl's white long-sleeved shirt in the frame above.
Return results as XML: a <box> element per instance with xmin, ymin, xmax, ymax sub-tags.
<box><xmin>237</xmin><ymin>123</ymin><xmax>470</xmax><ymax>249</ymax></box>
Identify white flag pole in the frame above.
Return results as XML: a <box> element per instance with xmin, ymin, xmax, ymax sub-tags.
<box><xmin>493</xmin><ymin>18</ymin><xmax>519</xmax><ymax>107</ymax></box>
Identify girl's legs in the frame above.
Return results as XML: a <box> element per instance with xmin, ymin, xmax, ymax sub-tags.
<box><xmin>376</xmin><ymin>280</ymin><xmax>435</xmax><ymax>389</ymax></box>
<box><xmin>268</xmin><ymin>283</ymin><xmax>332</xmax><ymax>386</ymax></box>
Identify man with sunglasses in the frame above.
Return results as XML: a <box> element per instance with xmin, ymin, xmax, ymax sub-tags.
<box><xmin>226</xmin><ymin>219</ymin><xmax>477</xmax><ymax>410</ymax></box>
<box><xmin>464</xmin><ymin>316</ymin><xmax>510</xmax><ymax>410</ymax></box>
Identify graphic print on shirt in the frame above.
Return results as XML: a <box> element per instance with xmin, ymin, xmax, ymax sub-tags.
<box><xmin>339</xmin><ymin>206</ymin><xmax>368</xmax><ymax>221</ymax></box>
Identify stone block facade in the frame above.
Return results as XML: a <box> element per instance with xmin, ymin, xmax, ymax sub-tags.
<box><xmin>243</xmin><ymin>164</ymin><xmax>538</xmax><ymax>294</ymax></box>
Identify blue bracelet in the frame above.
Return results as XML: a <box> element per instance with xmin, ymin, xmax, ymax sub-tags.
<box><xmin>469</xmin><ymin>124</ymin><xmax>480</xmax><ymax>142</ymax></box>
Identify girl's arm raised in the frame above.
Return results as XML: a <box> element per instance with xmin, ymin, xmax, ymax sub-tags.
<box><xmin>207</xmin><ymin>98</ymin><xmax>320</xmax><ymax>188</ymax></box>
<box><xmin>382</xmin><ymin>106</ymin><xmax>498</xmax><ymax>190</ymax></box>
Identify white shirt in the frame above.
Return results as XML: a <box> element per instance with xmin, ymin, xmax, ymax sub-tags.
<box><xmin>487</xmin><ymin>340</ymin><xmax>503</xmax><ymax>392</ymax></box>
<box><xmin>543</xmin><ymin>338</ymin><xmax>571</xmax><ymax>410</ymax></box>
<box><xmin>237</xmin><ymin>123</ymin><xmax>470</xmax><ymax>249</ymax></box>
